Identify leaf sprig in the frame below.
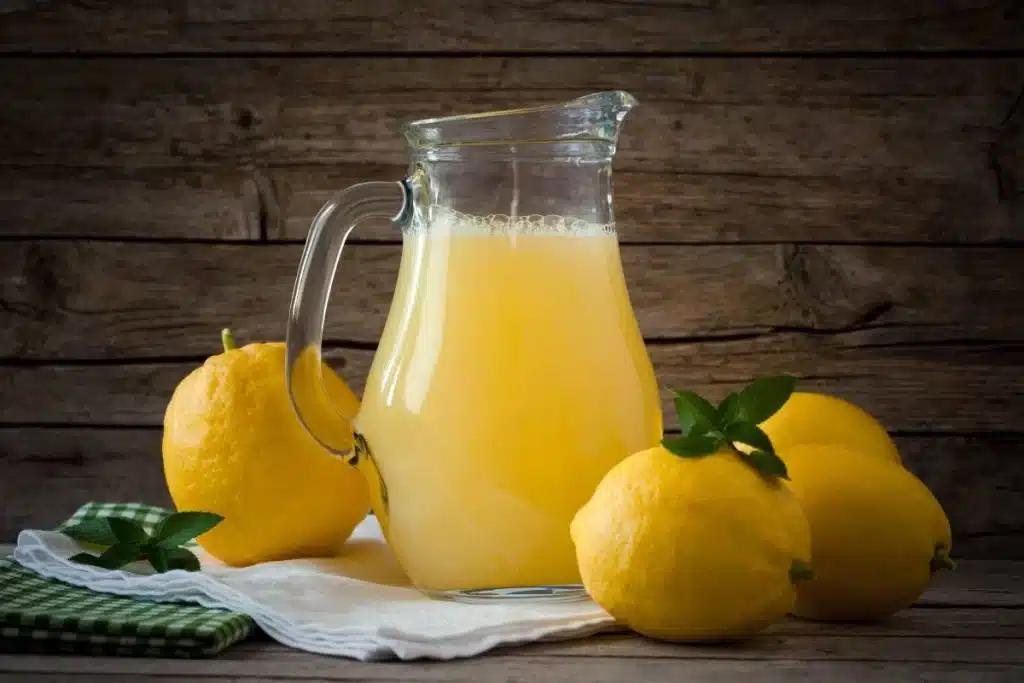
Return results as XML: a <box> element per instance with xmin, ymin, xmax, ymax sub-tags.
<box><xmin>661</xmin><ymin>376</ymin><xmax>796</xmax><ymax>479</ymax></box>
<box><xmin>63</xmin><ymin>511</ymin><xmax>223</xmax><ymax>573</ymax></box>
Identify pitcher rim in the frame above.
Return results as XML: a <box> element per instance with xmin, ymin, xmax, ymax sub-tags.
<box><xmin>400</xmin><ymin>90</ymin><xmax>639</xmax><ymax>149</ymax></box>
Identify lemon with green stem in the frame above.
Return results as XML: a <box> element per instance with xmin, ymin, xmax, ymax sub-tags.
<box><xmin>162</xmin><ymin>328</ymin><xmax>370</xmax><ymax>566</ymax></box>
<box><xmin>571</xmin><ymin>376</ymin><xmax>814</xmax><ymax>642</ymax></box>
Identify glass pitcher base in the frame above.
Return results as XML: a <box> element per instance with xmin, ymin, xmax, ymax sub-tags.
<box><xmin>425</xmin><ymin>584</ymin><xmax>590</xmax><ymax>604</ymax></box>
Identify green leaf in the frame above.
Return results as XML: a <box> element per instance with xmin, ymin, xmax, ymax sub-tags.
<box><xmin>106</xmin><ymin>518</ymin><xmax>149</xmax><ymax>545</ymax></box>
<box><xmin>737</xmin><ymin>375</ymin><xmax>796</xmax><ymax>425</ymax></box>
<box><xmin>673</xmin><ymin>391</ymin><xmax>718</xmax><ymax>436</ymax></box>
<box><xmin>744</xmin><ymin>450</ymin><xmax>790</xmax><ymax>480</ymax></box>
<box><xmin>716</xmin><ymin>392</ymin><xmax>744</xmax><ymax>425</ymax></box>
<box><xmin>145</xmin><ymin>546</ymin><xmax>170</xmax><ymax>573</ymax></box>
<box><xmin>96</xmin><ymin>542</ymin><xmax>146</xmax><ymax>569</ymax></box>
<box><xmin>163</xmin><ymin>547</ymin><xmax>202</xmax><ymax>572</ymax></box>
<box><xmin>68</xmin><ymin>553</ymin><xmax>111</xmax><ymax>567</ymax></box>
<box><xmin>152</xmin><ymin>511</ymin><xmax>224</xmax><ymax>548</ymax></box>
<box><xmin>69</xmin><ymin>543</ymin><xmax>144</xmax><ymax>570</ymax></box>
<box><xmin>62</xmin><ymin>519</ymin><xmax>119</xmax><ymax>547</ymax></box>
<box><xmin>790</xmin><ymin>559</ymin><xmax>814</xmax><ymax>582</ymax></box>
<box><xmin>144</xmin><ymin>546</ymin><xmax>202</xmax><ymax>573</ymax></box>
<box><xmin>662</xmin><ymin>433</ymin><xmax>722</xmax><ymax>458</ymax></box>
<box><xmin>724</xmin><ymin>421</ymin><xmax>776</xmax><ymax>454</ymax></box>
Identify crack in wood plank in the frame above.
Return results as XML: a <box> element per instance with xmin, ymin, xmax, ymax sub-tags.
<box><xmin>5</xmin><ymin>241</ymin><xmax>1021</xmax><ymax>358</ymax></box>
<box><xmin>990</xmin><ymin>85</ymin><xmax>1023</xmax><ymax>204</ymax></box>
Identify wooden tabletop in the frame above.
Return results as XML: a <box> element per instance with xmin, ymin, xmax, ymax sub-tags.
<box><xmin>1</xmin><ymin>559</ymin><xmax>1021</xmax><ymax>682</ymax></box>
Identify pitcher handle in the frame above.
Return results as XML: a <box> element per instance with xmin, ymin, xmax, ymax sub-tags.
<box><xmin>285</xmin><ymin>179</ymin><xmax>411</xmax><ymax>456</ymax></box>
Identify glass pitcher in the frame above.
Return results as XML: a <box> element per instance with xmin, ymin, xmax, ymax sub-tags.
<box><xmin>285</xmin><ymin>91</ymin><xmax>662</xmax><ymax>602</ymax></box>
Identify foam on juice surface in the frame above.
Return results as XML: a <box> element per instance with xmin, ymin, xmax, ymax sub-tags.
<box><xmin>409</xmin><ymin>205</ymin><xmax>615</xmax><ymax>237</ymax></box>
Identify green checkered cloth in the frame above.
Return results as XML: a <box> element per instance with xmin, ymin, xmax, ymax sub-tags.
<box><xmin>0</xmin><ymin>502</ymin><xmax>255</xmax><ymax>657</ymax></box>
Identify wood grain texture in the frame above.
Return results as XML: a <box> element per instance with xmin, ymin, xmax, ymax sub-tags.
<box><xmin>517</xmin><ymin>633</ymin><xmax>1024</xmax><ymax>662</ymax></box>
<box><xmin>1</xmin><ymin>427</ymin><xmax>1020</xmax><ymax>558</ymax></box>
<box><xmin>264</xmin><ymin>165</ymin><xmax>1023</xmax><ymax>244</ymax></box>
<box><xmin>2</xmin><ymin>241</ymin><xmax>1022</xmax><ymax>358</ymax></box>
<box><xmin>0</xmin><ymin>167</ymin><xmax>261</xmax><ymax>240</ymax></box>
<box><xmin>2</xmin><ymin>58</ymin><xmax>1017</xmax><ymax>242</ymax></box>
<box><xmin>3</xmin><ymin>661</ymin><xmax>1023</xmax><ymax>683</ymax></box>
<box><xmin>0</xmin><ymin>59</ymin><xmax>1019</xmax><ymax>222</ymax></box>
<box><xmin>3</xmin><ymin>337</ymin><xmax>1022</xmax><ymax>432</ymax></box>
<box><xmin>0</xmin><ymin>428</ymin><xmax>173</xmax><ymax>542</ymax></box>
<box><xmin>4</xmin><ymin>163</ymin><xmax>1018</xmax><ymax>244</ymax></box>
<box><xmin>770</xmin><ymin>607</ymin><xmax>1024</xmax><ymax>637</ymax></box>
<box><xmin>1</xmin><ymin>0</ymin><xmax>1021</xmax><ymax>53</ymax></box>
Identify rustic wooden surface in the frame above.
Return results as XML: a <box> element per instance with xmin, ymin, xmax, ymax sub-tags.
<box><xmin>4</xmin><ymin>243</ymin><xmax>1024</xmax><ymax>355</ymax></box>
<box><xmin>0</xmin><ymin>560</ymin><xmax>1022</xmax><ymax>681</ymax></box>
<box><xmin>2</xmin><ymin>58</ymin><xmax>1020</xmax><ymax>174</ymax></box>
<box><xmin>0</xmin><ymin>58</ymin><xmax>1019</xmax><ymax>247</ymax></box>
<box><xmin>1</xmin><ymin>0</ymin><xmax>1021</xmax><ymax>52</ymax></box>
<box><xmin>5</xmin><ymin>339</ymin><xmax>1024</xmax><ymax>431</ymax></box>
<box><xmin>8</xmin><ymin>164</ymin><xmax>1019</xmax><ymax>244</ymax></box>
<box><xmin>0</xmin><ymin>0</ymin><xmax>1022</xmax><ymax>569</ymax></box>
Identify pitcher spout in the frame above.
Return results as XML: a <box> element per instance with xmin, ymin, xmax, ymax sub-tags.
<box><xmin>402</xmin><ymin>90</ymin><xmax>638</xmax><ymax>152</ymax></box>
<box><xmin>565</xmin><ymin>90</ymin><xmax>638</xmax><ymax>138</ymax></box>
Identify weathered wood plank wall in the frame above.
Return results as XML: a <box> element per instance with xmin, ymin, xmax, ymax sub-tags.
<box><xmin>0</xmin><ymin>1</ymin><xmax>1022</xmax><ymax>557</ymax></box>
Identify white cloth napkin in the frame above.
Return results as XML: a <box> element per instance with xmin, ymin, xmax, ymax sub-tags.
<box><xmin>12</xmin><ymin>515</ymin><xmax>617</xmax><ymax>661</ymax></box>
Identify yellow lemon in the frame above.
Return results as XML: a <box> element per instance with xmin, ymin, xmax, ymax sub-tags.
<box><xmin>570</xmin><ymin>445</ymin><xmax>812</xmax><ymax>642</ymax></box>
<box><xmin>162</xmin><ymin>330</ymin><xmax>370</xmax><ymax>566</ymax></box>
<box><xmin>758</xmin><ymin>392</ymin><xmax>900</xmax><ymax>462</ymax></box>
<box><xmin>780</xmin><ymin>442</ymin><xmax>954</xmax><ymax>622</ymax></box>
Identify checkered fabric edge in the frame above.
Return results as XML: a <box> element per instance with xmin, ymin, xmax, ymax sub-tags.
<box><xmin>0</xmin><ymin>503</ymin><xmax>255</xmax><ymax>657</ymax></box>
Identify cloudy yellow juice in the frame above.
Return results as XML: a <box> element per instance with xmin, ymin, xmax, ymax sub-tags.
<box><xmin>354</xmin><ymin>211</ymin><xmax>662</xmax><ymax>594</ymax></box>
